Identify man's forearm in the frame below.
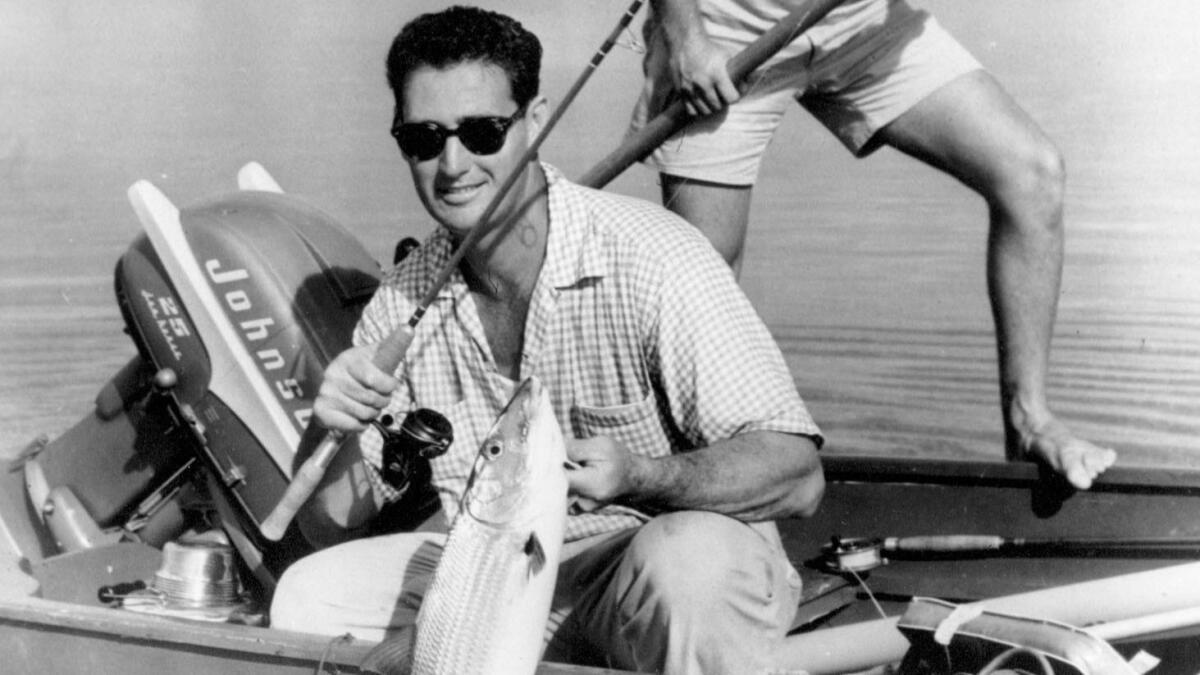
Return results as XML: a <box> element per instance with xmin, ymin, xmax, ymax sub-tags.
<box><xmin>651</xmin><ymin>0</ymin><xmax>708</xmax><ymax>50</ymax></box>
<box><xmin>626</xmin><ymin>431</ymin><xmax>824</xmax><ymax>521</ymax></box>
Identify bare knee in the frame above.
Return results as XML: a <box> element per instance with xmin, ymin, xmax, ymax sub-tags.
<box><xmin>990</xmin><ymin>139</ymin><xmax>1066</xmax><ymax>231</ymax></box>
<box><xmin>1019</xmin><ymin>139</ymin><xmax>1065</xmax><ymax>212</ymax></box>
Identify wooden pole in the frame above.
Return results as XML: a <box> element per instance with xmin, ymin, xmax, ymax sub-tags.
<box><xmin>580</xmin><ymin>0</ymin><xmax>846</xmax><ymax>189</ymax></box>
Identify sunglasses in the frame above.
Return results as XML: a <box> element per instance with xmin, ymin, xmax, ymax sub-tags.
<box><xmin>391</xmin><ymin>107</ymin><xmax>526</xmax><ymax>161</ymax></box>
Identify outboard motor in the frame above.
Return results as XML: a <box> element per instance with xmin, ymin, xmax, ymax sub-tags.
<box><xmin>12</xmin><ymin>163</ymin><xmax>435</xmax><ymax>603</ymax></box>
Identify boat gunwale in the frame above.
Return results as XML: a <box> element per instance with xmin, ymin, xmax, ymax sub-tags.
<box><xmin>0</xmin><ymin>592</ymin><xmax>377</xmax><ymax>664</ymax></box>
<box><xmin>0</xmin><ymin>592</ymin><xmax>645</xmax><ymax>674</ymax></box>
<box><xmin>823</xmin><ymin>454</ymin><xmax>1200</xmax><ymax>494</ymax></box>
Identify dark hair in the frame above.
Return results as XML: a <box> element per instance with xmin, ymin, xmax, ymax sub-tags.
<box><xmin>386</xmin><ymin>6</ymin><xmax>542</xmax><ymax>120</ymax></box>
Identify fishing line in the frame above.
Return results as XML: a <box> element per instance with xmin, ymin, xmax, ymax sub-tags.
<box><xmin>620</xmin><ymin>27</ymin><xmax>646</xmax><ymax>54</ymax></box>
<box><xmin>583</xmin><ymin>0</ymin><xmax>645</xmax><ymax>54</ymax></box>
<box><xmin>314</xmin><ymin>632</ymin><xmax>355</xmax><ymax>675</ymax></box>
<box><xmin>847</xmin><ymin>567</ymin><xmax>888</xmax><ymax>621</ymax></box>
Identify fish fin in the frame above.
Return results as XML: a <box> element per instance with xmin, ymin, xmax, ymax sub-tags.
<box><xmin>525</xmin><ymin>532</ymin><xmax>546</xmax><ymax>576</ymax></box>
<box><xmin>359</xmin><ymin>625</ymin><xmax>415</xmax><ymax>674</ymax></box>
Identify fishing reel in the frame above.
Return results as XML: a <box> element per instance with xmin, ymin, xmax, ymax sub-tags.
<box><xmin>374</xmin><ymin>409</ymin><xmax>453</xmax><ymax>492</ymax></box>
<box><xmin>821</xmin><ymin>535</ymin><xmax>886</xmax><ymax>574</ymax></box>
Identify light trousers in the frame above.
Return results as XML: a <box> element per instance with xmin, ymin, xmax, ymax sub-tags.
<box><xmin>271</xmin><ymin>511</ymin><xmax>805</xmax><ymax>674</ymax></box>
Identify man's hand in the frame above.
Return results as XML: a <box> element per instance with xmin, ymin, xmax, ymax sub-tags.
<box><xmin>567</xmin><ymin>430</ymin><xmax>822</xmax><ymax>521</ymax></box>
<box><xmin>565</xmin><ymin>436</ymin><xmax>651</xmax><ymax>505</ymax></box>
<box><xmin>653</xmin><ymin>0</ymin><xmax>740</xmax><ymax>116</ymax></box>
<box><xmin>669</xmin><ymin>35</ymin><xmax>740</xmax><ymax>116</ymax></box>
<box><xmin>312</xmin><ymin>344</ymin><xmax>399</xmax><ymax>433</ymax></box>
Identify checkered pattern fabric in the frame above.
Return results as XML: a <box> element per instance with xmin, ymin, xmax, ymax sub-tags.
<box><xmin>354</xmin><ymin>164</ymin><xmax>821</xmax><ymax>541</ymax></box>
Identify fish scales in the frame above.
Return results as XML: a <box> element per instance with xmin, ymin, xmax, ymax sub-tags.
<box><xmin>414</xmin><ymin>517</ymin><xmax>552</xmax><ymax>673</ymax></box>
<box><xmin>410</xmin><ymin>376</ymin><xmax>568</xmax><ymax>675</ymax></box>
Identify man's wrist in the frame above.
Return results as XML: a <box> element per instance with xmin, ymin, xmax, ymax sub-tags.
<box><xmin>620</xmin><ymin>452</ymin><xmax>679</xmax><ymax>512</ymax></box>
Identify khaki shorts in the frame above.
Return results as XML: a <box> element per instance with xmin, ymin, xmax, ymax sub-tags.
<box><xmin>630</xmin><ymin>0</ymin><xmax>982</xmax><ymax>185</ymax></box>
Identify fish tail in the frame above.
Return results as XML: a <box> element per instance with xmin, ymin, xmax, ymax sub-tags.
<box><xmin>359</xmin><ymin>625</ymin><xmax>416</xmax><ymax>675</ymax></box>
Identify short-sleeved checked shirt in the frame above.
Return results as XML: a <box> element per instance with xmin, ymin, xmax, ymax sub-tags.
<box><xmin>354</xmin><ymin>164</ymin><xmax>821</xmax><ymax>542</ymax></box>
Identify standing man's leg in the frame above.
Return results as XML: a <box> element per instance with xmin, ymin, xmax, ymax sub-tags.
<box><xmin>660</xmin><ymin>176</ymin><xmax>754</xmax><ymax>274</ymax></box>
<box><xmin>873</xmin><ymin>70</ymin><xmax>1116</xmax><ymax>489</ymax></box>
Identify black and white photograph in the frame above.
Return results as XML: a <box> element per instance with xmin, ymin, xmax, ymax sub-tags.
<box><xmin>1</xmin><ymin>1</ymin><xmax>1198</xmax><ymax>673</ymax></box>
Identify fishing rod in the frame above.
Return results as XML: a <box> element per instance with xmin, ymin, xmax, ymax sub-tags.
<box><xmin>883</xmin><ymin>534</ymin><xmax>1200</xmax><ymax>555</ymax></box>
<box><xmin>580</xmin><ymin>0</ymin><xmax>846</xmax><ymax>189</ymax></box>
<box><xmin>822</xmin><ymin>534</ymin><xmax>1200</xmax><ymax>573</ymax></box>
<box><xmin>260</xmin><ymin>0</ymin><xmax>647</xmax><ymax>541</ymax></box>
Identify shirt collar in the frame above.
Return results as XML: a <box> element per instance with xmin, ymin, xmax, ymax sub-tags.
<box><xmin>541</xmin><ymin>163</ymin><xmax>608</xmax><ymax>290</ymax></box>
<box><xmin>423</xmin><ymin>162</ymin><xmax>607</xmax><ymax>298</ymax></box>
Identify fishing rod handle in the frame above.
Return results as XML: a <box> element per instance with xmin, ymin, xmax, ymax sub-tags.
<box><xmin>260</xmin><ymin>431</ymin><xmax>345</xmax><ymax>541</ymax></box>
<box><xmin>371</xmin><ymin>322</ymin><xmax>418</xmax><ymax>376</ymax></box>
<box><xmin>260</xmin><ymin>325</ymin><xmax>417</xmax><ymax>541</ymax></box>
<box><xmin>883</xmin><ymin>535</ymin><xmax>1006</xmax><ymax>552</ymax></box>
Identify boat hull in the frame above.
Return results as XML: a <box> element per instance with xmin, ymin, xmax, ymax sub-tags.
<box><xmin>779</xmin><ymin>454</ymin><xmax>1200</xmax><ymax>674</ymax></box>
<box><xmin>0</xmin><ymin>594</ymin><xmax>633</xmax><ymax>675</ymax></box>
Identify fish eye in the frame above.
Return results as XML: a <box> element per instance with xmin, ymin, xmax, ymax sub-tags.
<box><xmin>485</xmin><ymin>443</ymin><xmax>503</xmax><ymax>458</ymax></box>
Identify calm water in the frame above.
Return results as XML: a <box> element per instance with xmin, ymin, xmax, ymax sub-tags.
<box><xmin>2</xmin><ymin>1</ymin><xmax>1198</xmax><ymax>467</ymax></box>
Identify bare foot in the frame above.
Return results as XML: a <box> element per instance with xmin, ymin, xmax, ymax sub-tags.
<box><xmin>1016</xmin><ymin>417</ymin><xmax>1116</xmax><ymax>490</ymax></box>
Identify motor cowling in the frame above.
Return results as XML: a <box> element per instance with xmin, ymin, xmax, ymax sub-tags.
<box><xmin>11</xmin><ymin>167</ymin><xmax>407</xmax><ymax>602</ymax></box>
<box><xmin>116</xmin><ymin>189</ymin><xmax>382</xmax><ymax>532</ymax></box>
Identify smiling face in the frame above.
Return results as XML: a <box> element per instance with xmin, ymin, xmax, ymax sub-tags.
<box><xmin>400</xmin><ymin>61</ymin><xmax>544</xmax><ymax>237</ymax></box>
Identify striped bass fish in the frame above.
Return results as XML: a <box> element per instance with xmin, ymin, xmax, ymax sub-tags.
<box><xmin>411</xmin><ymin>375</ymin><xmax>569</xmax><ymax>675</ymax></box>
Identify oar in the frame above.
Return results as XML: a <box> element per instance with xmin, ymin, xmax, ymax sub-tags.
<box><xmin>260</xmin><ymin>0</ymin><xmax>648</xmax><ymax>541</ymax></box>
<box><xmin>580</xmin><ymin>0</ymin><xmax>846</xmax><ymax>189</ymax></box>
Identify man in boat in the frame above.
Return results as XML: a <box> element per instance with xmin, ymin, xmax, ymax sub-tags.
<box><xmin>270</xmin><ymin>6</ymin><xmax>824</xmax><ymax>673</ymax></box>
<box><xmin>630</xmin><ymin>0</ymin><xmax>1116</xmax><ymax>489</ymax></box>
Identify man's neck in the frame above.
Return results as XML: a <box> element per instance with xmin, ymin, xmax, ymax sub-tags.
<box><xmin>459</xmin><ymin>166</ymin><xmax>550</xmax><ymax>303</ymax></box>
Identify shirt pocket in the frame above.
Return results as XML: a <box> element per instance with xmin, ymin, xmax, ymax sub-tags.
<box><xmin>570</xmin><ymin>394</ymin><xmax>668</xmax><ymax>457</ymax></box>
